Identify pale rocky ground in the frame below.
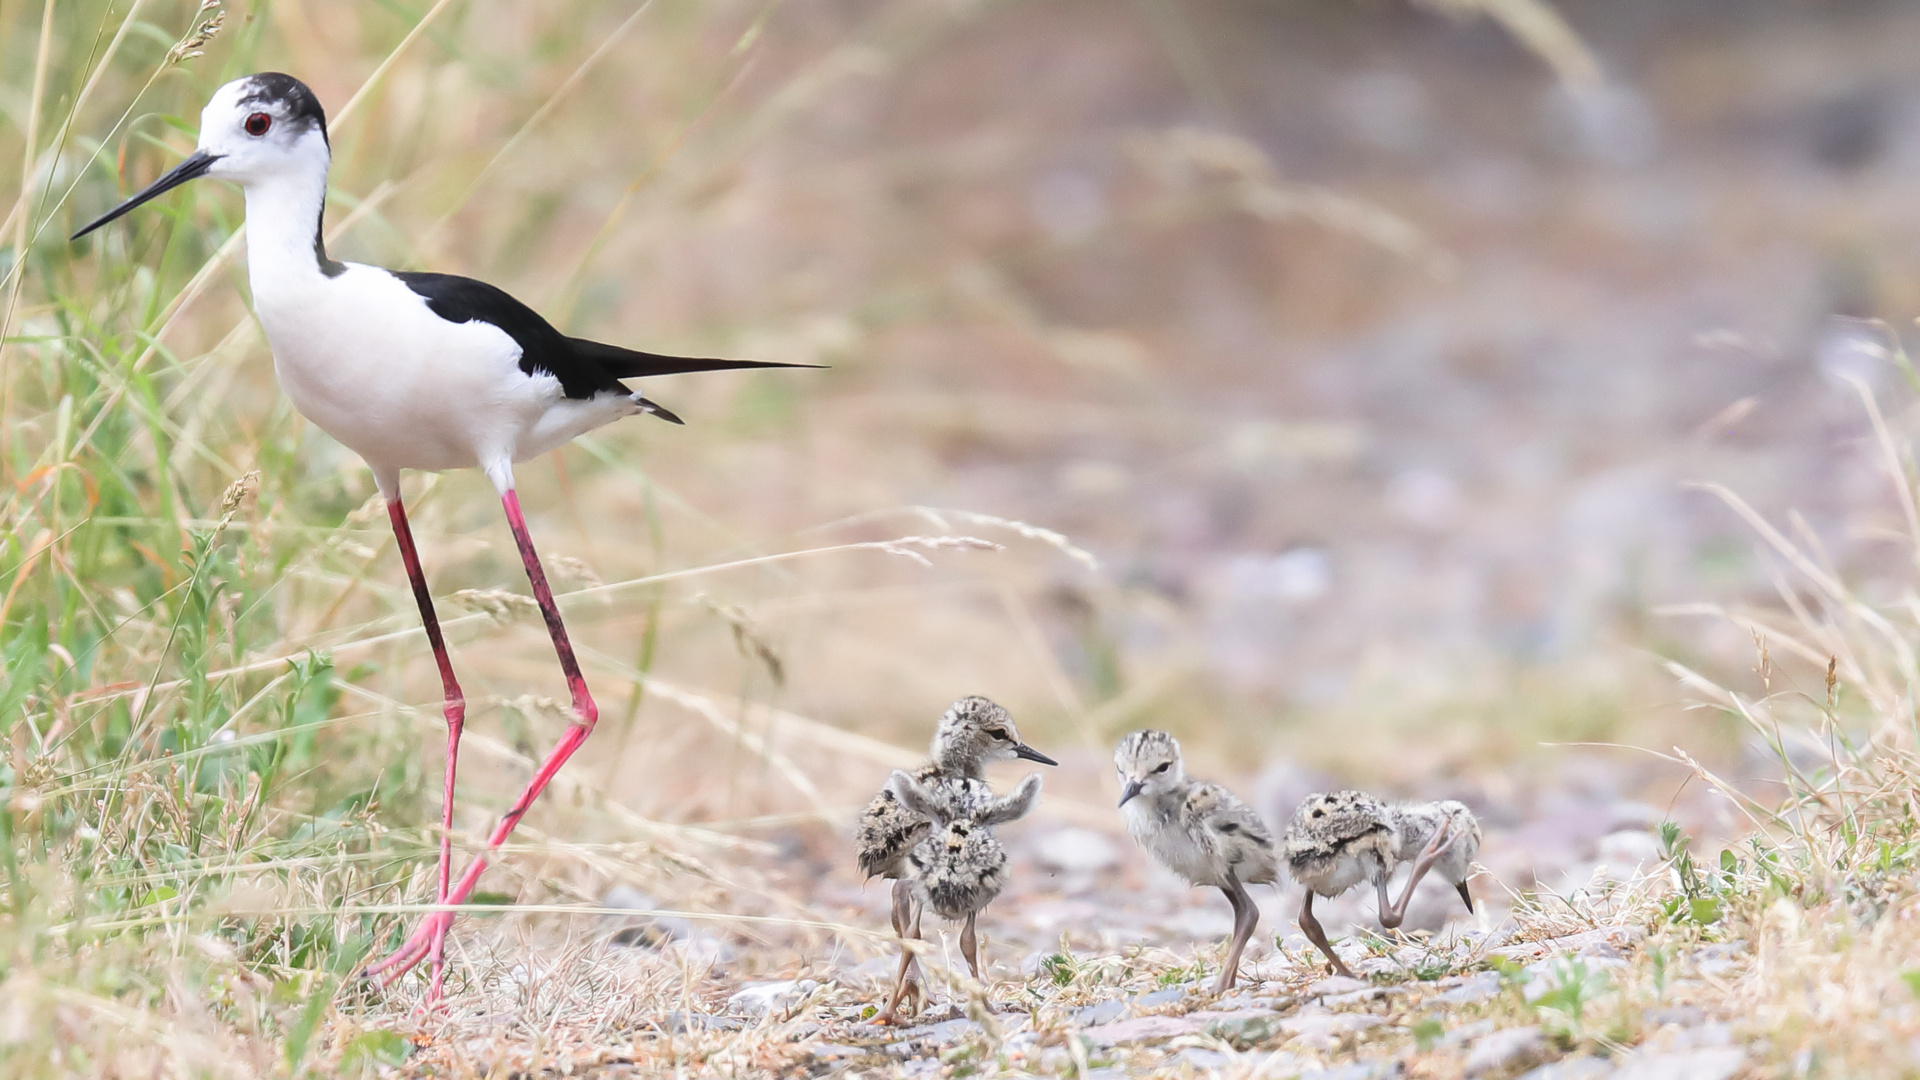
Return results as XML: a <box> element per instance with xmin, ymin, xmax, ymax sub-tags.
<box><xmin>383</xmin><ymin>751</ymin><xmax>1755</xmax><ymax>1078</ymax></box>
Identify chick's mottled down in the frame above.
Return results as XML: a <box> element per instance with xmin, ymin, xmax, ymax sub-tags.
<box><xmin>1282</xmin><ymin>790</ymin><xmax>1397</xmax><ymax>898</ymax></box>
<box><xmin>856</xmin><ymin>696</ymin><xmax>1055</xmax><ymax>880</ymax></box>
<box><xmin>1282</xmin><ymin>790</ymin><xmax>1482</xmax><ymax>978</ymax></box>
<box><xmin>893</xmin><ymin>772</ymin><xmax>1042</xmax><ymax>921</ymax></box>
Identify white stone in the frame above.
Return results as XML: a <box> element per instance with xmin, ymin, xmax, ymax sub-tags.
<box><xmin>724</xmin><ymin>978</ymin><xmax>818</xmax><ymax>1018</ymax></box>
<box><xmin>1465</xmin><ymin>1026</ymin><xmax>1547</xmax><ymax>1077</ymax></box>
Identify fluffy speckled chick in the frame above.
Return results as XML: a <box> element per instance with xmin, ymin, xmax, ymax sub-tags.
<box><xmin>1282</xmin><ymin>790</ymin><xmax>1397</xmax><ymax>978</ymax></box>
<box><xmin>876</xmin><ymin>770</ymin><xmax>1042</xmax><ymax>1021</ymax></box>
<box><xmin>856</xmin><ymin>697</ymin><xmax>1055</xmax><ymax>881</ymax></box>
<box><xmin>857</xmin><ymin>697</ymin><xmax>1053</xmax><ymax>1022</ymax></box>
<box><xmin>1284</xmin><ymin>791</ymin><xmax>1482</xmax><ymax>977</ymax></box>
<box><xmin>1115</xmin><ymin>730</ymin><xmax>1278</xmax><ymax>992</ymax></box>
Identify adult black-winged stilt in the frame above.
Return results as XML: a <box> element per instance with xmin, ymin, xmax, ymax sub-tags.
<box><xmin>73</xmin><ymin>72</ymin><xmax>811</xmax><ymax>999</ymax></box>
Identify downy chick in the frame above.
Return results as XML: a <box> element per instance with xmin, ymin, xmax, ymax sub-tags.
<box><xmin>1383</xmin><ymin>799</ymin><xmax>1481</xmax><ymax>922</ymax></box>
<box><xmin>1115</xmin><ymin>730</ymin><xmax>1278</xmax><ymax>992</ymax></box>
<box><xmin>1281</xmin><ymin>790</ymin><xmax>1396</xmax><ymax>979</ymax></box>
<box><xmin>1283</xmin><ymin>791</ymin><xmax>1479</xmax><ymax>977</ymax></box>
<box><xmin>878</xmin><ymin>770</ymin><xmax>1044</xmax><ymax>1020</ymax></box>
<box><xmin>857</xmin><ymin>697</ymin><xmax>1055</xmax><ymax>1019</ymax></box>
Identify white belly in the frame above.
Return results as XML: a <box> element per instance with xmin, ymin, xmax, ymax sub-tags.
<box><xmin>1124</xmin><ymin>799</ymin><xmax>1223</xmax><ymax>887</ymax></box>
<box><xmin>252</xmin><ymin>263</ymin><xmax>633</xmax><ymax>475</ymax></box>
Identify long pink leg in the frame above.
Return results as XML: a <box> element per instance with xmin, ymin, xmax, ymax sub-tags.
<box><xmin>381</xmin><ymin>494</ymin><xmax>467</xmax><ymax>1000</ymax></box>
<box><xmin>365</xmin><ymin>488</ymin><xmax>598</xmax><ymax>986</ymax></box>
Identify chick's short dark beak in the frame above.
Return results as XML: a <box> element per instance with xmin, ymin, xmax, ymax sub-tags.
<box><xmin>71</xmin><ymin>149</ymin><xmax>221</xmax><ymax>240</ymax></box>
<box><xmin>1013</xmin><ymin>743</ymin><xmax>1058</xmax><ymax>766</ymax></box>
<box><xmin>1456</xmin><ymin>881</ymin><xmax>1474</xmax><ymax>913</ymax></box>
<box><xmin>1118</xmin><ymin>779</ymin><xmax>1144</xmax><ymax>807</ymax></box>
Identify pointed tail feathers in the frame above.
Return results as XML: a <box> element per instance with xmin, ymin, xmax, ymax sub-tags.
<box><xmin>570</xmin><ymin>338</ymin><xmax>825</xmax><ymax>380</ymax></box>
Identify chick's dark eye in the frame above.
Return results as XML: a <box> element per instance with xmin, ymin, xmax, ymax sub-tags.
<box><xmin>990</xmin><ymin>729</ymin><xmax>1010</xmax><ymax>741</ymax></box>
<box><xmin>244</xmin><ymin>112</ymin><xmax>272</xmax><ymax>137</ymax></box>
<box><xmin>1153</xmin><ymin>762</ymin><xmax>1171</xmax><ymax>774</ymax></box>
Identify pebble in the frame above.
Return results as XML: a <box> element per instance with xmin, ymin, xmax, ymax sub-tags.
<box><xmin>1282</xmin><ymin>1012</ymin><xmax>1384</xmax><ymax>1051</ymax></box>
<box><xmin>1432</xmin><ymin>970</ymin><xmax>1501</xmax><ymax>1005</ymax></box>
<box><xmin>1082</xmin><ymin>1014</ymin><xmax>1203</xmax><ymax>1046</ymax></box>
<box><xmin>1072</xmin><ymin>999</ymin><xmax>1127</xmax><ymax>1026</ymax></box>
<box><xmin>1206</xmin><ymin>1010</ymin><xmax>1284</xmax><ymax>1047</ymax></box>
<box><xmin>1296</xmin><ymin>1063</ymin><xmax>1403</xmax><ymax>1080</ymax></box>
<box><xmin>1517</xmin><ymin>1057</ymin><xmax>1615</xmax><ymax>1080</ymax></box>
<box><xmin>1133</xmin><ymin>986</ymin><xmax>1188</xmax><ymax>1008</ymax></box>
<box><xmin>1443</xmin><ymin>1019</ymin><xmax>1496</xmax><ymax>1048</ymax></box>
<box><xmin>1464</xmin><ymin>1026</ymin><xmax>1547</xmax><ymax>1077</ymax></box>
<box><xmin>885</xmin><ymin>1017</ymin><xmax>983</xmax><ymax>1050</ymax></box>
<box><xmin>1177</xmin><ymin>1047</ymin><xmax>1237</xmax><ymax>1068</ymax></box>
<box><xmin>1307</xmin><ymin>975</ymin><xmax>1372</xmax><ymax>997</ymax></box>
<box><xmin>1642</xmin><ymin>1006</ymin><xmax>1705</xmax><ymax>1027</ymax></box>
<box><xmin>1609</xmin><ymin>1048</ymin><xmax>1745</xmax><ymax>1080</ymax></box>
<box><xmin>724</xmin><ymin>978</ymin><xmax>819</xmax><ymax>1018</ymax></box>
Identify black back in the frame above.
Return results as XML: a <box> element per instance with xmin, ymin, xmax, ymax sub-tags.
<box><xmin>395</xmin><ymin>272</ymin><xmax>626</xmax><ymax>399</ymax></box>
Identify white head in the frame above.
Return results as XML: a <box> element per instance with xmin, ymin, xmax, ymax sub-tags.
<box><xmin>73</xmin><ymin>73</ymin><xmax>330</xmax><ymax>240</ymax></box>
<box><xmin>1113</xmin><ymin>729</ymin><xmax>1185</xmax><ymax>808</ymax></box>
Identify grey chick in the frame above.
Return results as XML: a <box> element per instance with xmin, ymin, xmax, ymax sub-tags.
<box><xmin>878</xmin><ymin>770</ymin><xmax>1043</xmax><ymax>1021</ymax></box>
<box><xmin>1115</xmin><ymin>730</ymin><xmax>1279</xmax><ymax>992</ymax></box>
<box><xmin>856</xmin><ymin>697</ymin><xmax>1055</xmax><ymax>1019</ymax></box>
<box><xmin>1283</xmin><ymin>791</ymin><xmax>1479</xmax><ymax>977</ymax></box>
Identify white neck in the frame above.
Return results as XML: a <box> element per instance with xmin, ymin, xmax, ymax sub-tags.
<box><xmin>241</xmin><ymin>164</ymin><xmax>335</xmax><ymax>296</ymax></box>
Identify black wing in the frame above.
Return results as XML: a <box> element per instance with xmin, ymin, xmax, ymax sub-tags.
<box><xmin>394</xmin><ymin>271</ymin><xmax>821</xmax><ymax>402</ymax></box>
<box><xmin>394</xmin><ymin>271</ymin><xmax>622</xmax><ymax>400</ymax></box>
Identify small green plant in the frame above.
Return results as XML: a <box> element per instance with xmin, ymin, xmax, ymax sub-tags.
<box><xmin>1659</xmin><ymin>822</ymin><xmax>1726</xmax><ymax>927</ymax></box>
<box><xmin>1040</xmin><ymin>952</ymin><xmax>1077</xmax><ymax>987</ymax></box>
<box><xmin>1532</xmin><ymin>956</ymin><xmax>1611</xmax><ymax>1038</ymax></box>
<box><xmin>1411</xmin><ymin>1017</ymin><xmax>1445</xmax><ymax>1051</ymax></box>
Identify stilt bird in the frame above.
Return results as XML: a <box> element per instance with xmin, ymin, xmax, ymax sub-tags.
<box><xmin>73</xmin><ymin>72</ymin><xmax>812</xmax><ymax>1000</ymax></box>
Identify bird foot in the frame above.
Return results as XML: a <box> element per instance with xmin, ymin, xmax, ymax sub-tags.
<box><xmin>874</xmin><ymin>976</ymin><xmax>925</xmax><ymax>1025</ymax></box>
<box><xmin>363</xmin><ymin>908</ymin><xmax>456</xmax><ymax>996</ymax></box>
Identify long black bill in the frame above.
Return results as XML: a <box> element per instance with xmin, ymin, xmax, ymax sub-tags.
<box><xmin>1456</xmin><ymin>881</ymin><xmax>1474</xmax><ymax>913</ymax></box>
<box><xmin>1013</xmin><ymin>743</ymin><xmax>1058</xmax><ymax>766</ymax></box>
<box><xmin>70</xmin><ymin>150</ymin><xmax>221</xmax><ymax>241</ymax></box>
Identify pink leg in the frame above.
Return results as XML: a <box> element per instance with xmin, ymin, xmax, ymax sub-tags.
<box><xmin>378</xmin><ymin>495</ymin><xmax>467</xmax><ymax>1000</ymax></box>
<box><xmin>365</xmin><ymin>489</ymin><xmax>598</xmax><ymax>987</ymax></box>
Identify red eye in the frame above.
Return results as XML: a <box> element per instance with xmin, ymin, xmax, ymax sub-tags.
<box><xmin>244</xmin><ymin>112</ymin><xmax>271</xmax><ymax>137</ymax></box>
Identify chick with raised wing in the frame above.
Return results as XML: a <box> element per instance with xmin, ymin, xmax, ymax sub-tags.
<box><xmin>878</xmin><ymin>770</ymin><xmax>1043</xmax><ymax>1020</ymax></box>
<box><xmin>857</xmin><ymin>697</ymin><xmax>1054</xmax><ymax>1019</ymax></box>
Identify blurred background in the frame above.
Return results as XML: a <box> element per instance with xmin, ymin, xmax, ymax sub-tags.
<box><xmin>10</xmin><ymin>0</ymin><xmax>1920</xmax><ymax>1034</ymax></box>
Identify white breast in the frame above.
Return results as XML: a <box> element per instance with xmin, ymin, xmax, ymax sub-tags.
<box><xmin>1124</xmin><ymin>797</ymin><xmax>1223</xmax><ymax>887</ymax></box>
<box><xmin>253</xmin><ymin>262</ymin><xmax>565</xmax><ymax>475</ymax></box>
